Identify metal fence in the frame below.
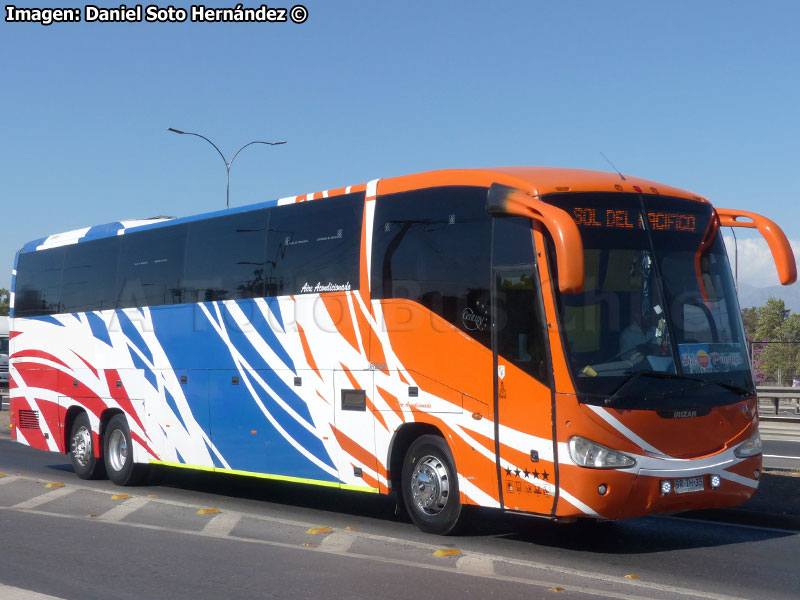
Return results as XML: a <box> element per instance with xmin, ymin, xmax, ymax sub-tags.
<box><xmin>757</xmin><ymin>386</ymin><xmax>800</xmax><ymax>417</ymax></box>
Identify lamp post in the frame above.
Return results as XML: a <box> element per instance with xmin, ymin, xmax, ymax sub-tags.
<box><xmin>167</xmin><ymin>128</ymin><xmax>286</xmax><ymax>208</ymax></box>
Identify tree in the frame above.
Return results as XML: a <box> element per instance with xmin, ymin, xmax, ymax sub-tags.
<box><xmin>741</xmin><ymin>306</ymin><xmax>758</xmax><ymax>342</ymax></box>
<box><xmin>752</xmin><ymin>298</ymin><xmax>800</xmax><ymax>385</ymax></box>
<box><xmin>0</xmin><ymin>288</ymin><xmax>8</xmax><ymax>316</ymax></box>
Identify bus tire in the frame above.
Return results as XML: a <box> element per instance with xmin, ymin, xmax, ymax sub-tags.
<box><xmin>104</xmin><ymin>414</ymin><xmax>146</xmax><ymax>486</ymax></box>
<box><xmin>69</xmin><ymin>412</ymin><xmax>106</xmax><ymax>480</ymax></box>
<box><xmin>401</xmin><ymin>434</ymin><xmax>463</xmax><ymax>535</ymax></box>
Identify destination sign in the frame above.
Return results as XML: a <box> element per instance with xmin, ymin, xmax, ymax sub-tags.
<box><xmin>647</xmin><ymin>212</ymin><xmax>697</xmax><ymax>232</ymax></box>
<box><xmin>570</xmin><ymin>207</ymin><xmax>697</xmax><ymax>233</ymax></box>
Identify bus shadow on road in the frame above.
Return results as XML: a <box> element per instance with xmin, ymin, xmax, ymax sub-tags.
<box><xmin>460</xmin><ymin>508</ymin><xmax>796</xmax><ymax>554</ymax></box>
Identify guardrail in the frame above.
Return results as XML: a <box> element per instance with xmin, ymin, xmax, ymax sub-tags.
<box><xmin>757</xmin><ymin>386</ymin><xmax>800</xmax><ymax>417</ymax></box>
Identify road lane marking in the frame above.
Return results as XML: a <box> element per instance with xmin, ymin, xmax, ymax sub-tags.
<box><xmin>11</xmin><ymin>485</ymin><xmax>74</xmax><ymax>509</ymax></box>
<box><xmin>0</xmin><ymin>583</ymin><xmax>66</xmax><ymax>600</ymax></box>
<box><xmin>202</xmin><ymin>512</ymin><xmax>241</xmax><ymax>537</ymax></box>
<box><xmin>306</xmin><ymin>526</ymin><xmax>332</xmax><ymax>534</ymax></box>
<box><xmin>456</xmin><ymin>554</ymin><xmax>495</xmax><ymax>575</ymax></box>
<box><xmin>97</xmin><ymin>496</ymin><xmax>149</xmax><ymax>522</ymax></box>
<box><xmin>433</xmin><ymin>548</ymin><xmax>462</xmax><ymax>557</ymax></box>
<box><xmin>763</xmin><ymin>454</ymin><xmax>800</xmax><ymax>459</ymax></box>
<box><xmin>0</xmin><ymin>475</ymin><xmax>19</xmax><ymax>486</ymax></box>
<box><xmin>316</xmin><ymin>531</ymin><xmax>355</xmax><ymax>554</ymax></box>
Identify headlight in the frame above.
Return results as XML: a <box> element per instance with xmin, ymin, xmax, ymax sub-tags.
<box><xmin>734</xmin><ymin>431</ymin><xmax>762</xmax><ymax>458</ymax></box>
<box><xmin>568</xmin><ymin>436</ymin><xmax>636</xmax><ymax>469</ymax></box>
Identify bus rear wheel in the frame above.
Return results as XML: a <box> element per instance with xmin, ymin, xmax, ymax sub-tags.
<box><xmin>104</xmin><ymin>414</ymin><xmax>146</xmax><ymax>486</ymax></box>
<box><xmin>69</xmin><ymin>412</ymin><xmax>106</xmax><ymax>480</ymax></box>
<box><xmin>401</xmin><ymin>434</ymin><xmax>463</xmax><ymax>535</ymax></box>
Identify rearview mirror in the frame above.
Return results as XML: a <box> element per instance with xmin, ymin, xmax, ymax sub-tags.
<box><xmin>487</xmin><ymin>184</ymin><xmax>585</xmax><ymax>294</ymax></box>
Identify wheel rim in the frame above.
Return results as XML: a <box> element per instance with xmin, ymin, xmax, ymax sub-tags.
<box><xmin>107</xmin><ymin>428</ymin><xmax>128</xmax><ymax>473</ymax></box>
<box><xmin>71</xmin><ymin>425</ymin><xmax>92</xmax><ymax>467</ymax></box>
<box><xmin>410</xmin><ymin>454</ymin><xmax>450</xmax><ymax>515</ymax></box>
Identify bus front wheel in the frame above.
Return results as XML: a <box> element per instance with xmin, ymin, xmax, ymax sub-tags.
<box><xmin>401</xmin><ymin>434</ymin><xmax>463</xmax><ymax>535</ymax></box>
<box><xmin>104</xmin><ymin>414</ymin><xmax>146</xmax><ymax>486</ymax></box>
<box><xmin>69</xmin><ymin>412</ymin><xmax>106</xmax><ymax>480</ymax></box>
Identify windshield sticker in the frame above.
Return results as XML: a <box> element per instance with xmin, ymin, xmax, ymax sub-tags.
<box><xmin>679</xmin><ymin>343</ymin><xmax>746</xmax><ymax>374</ymax></box>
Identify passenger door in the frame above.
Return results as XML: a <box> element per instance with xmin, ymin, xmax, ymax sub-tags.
<box><xmin>491</xmin><ymin>217</ymin><xmax>557</xmax><ymax>515</ymax></box>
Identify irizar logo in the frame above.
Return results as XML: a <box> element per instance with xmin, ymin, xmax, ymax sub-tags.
<box><xmin>672</xmin><ymin>410</ymin><xmax>698</xmax><ymax>419</ymax></box>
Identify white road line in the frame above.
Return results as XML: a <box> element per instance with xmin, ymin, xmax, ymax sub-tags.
<box><xmin>0</xmin><ymin>476</ymin><xmax>20</xmax><ymax>486</ymax></box>
<box><xmin>316</xmin><ymin>531</ymin><xmax>355</xmax><ymax>554</ymax></box>
<box><xmin>97</xmin><ymin>496</ymin><xmax>150</xmax><ymax>522</ymax></box>
<box><xmin>11</xmin><ymin>486</ymin><xmax>74</xmax><ymax>509</ymax></box>
<box><xmin>202</xmin><ymin>512</ymin><xmax>242</xmax><ymax>537</ymax></box>
<box><xmin>0</xmin><ymin>583</ymin><xmax>66</xmax><ymax>600</ymax></box>
<box><xmin>763</xmin><ymin>454</ymin><xmax>800</xmax><ymax>460</ymax></box>
<box><xmin>456</xmin><ymin>554</ymin><xmax>495</xmax><ymax>575</ymax></box>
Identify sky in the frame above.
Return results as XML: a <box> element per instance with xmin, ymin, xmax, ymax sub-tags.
<box><xmin>2</xmin><ymin>0</ymin><xmax>799</xmax><ymax>292</ymax></box>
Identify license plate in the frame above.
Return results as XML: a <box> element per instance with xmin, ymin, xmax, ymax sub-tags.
<box><xmin>674</xmin><ymin>476</ymin><xmax>705</xmax><ymax>494</ymax></box>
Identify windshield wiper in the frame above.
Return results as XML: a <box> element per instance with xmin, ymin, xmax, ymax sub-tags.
<box><xmin>604</xmin><ymin>370</ymin><xmax>753</xmax><ymax>407</ymax></box>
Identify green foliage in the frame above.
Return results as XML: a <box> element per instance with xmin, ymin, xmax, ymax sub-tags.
<box><xmin>0</xmin><ymin>288</ymin><xmax>8</xmax><ymax>316</ymax></box>
<box><xmin>754</xmin><ymin>298</ymin><xmax>790</xmax><ymax>341</ymax></box>
<box><xmin>753</xmin><ymin>298</ymin><xmax>800</xmax><ymax>384</ymax></box>
<box><xmin>740</xmin><ymin>306</ymin><xmax>758</xmax><ymax>342</ymax></box>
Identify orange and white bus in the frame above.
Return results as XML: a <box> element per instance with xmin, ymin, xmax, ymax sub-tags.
<box><xmin>9</xmin><ymin>167</ymin><xmax>795</xmax><ymax>534</ymax></box>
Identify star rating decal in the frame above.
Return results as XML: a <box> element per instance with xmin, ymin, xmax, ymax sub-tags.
<box><xmin>505</xmin><ymin>465</ymin><xmax>550</xmax><ymax>482</ymax></box>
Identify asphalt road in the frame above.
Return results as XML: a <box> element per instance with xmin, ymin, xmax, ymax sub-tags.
<box><xmin>1</xmin><ymin>440</ymin><xmax>799</xmax><ymax>600</ymax></box>
<box><xmin>764</xmin><ymin>439</ymin><xmax>800</xmax><ymax>471</ymax></box>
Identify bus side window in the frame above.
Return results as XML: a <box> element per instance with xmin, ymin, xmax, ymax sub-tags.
<box><xmin>182</xmin><ymin>209</ymin><xmax>269</xmax><ymax>303</ymax></box>
<box><xmin>265</xmin><ymin>193</ymin><xmax>365</xmax><ymax>297</ymax></box>
<box><xmin>116</xmin><ymin>224</ymin><xmax>188</xmax><ymax>309</ymax></box>
<box><xmin>62</xmin><ymin>236</ymin><xmax>120</xmax><ymax>313</ymax></box>
<box><xmin>15</xmin><ymin>247</ymin><xmax>66</xmax><ymax>317</ymax></box>
<box><xmin>492</xmin><ymin>216</ymin><xmax>549</xmax><ymax>385</ymax></box>
<box><xmin>371</xmin><ymin>186</ymin><xmax>492</xmax><ymax>348</ymax></box>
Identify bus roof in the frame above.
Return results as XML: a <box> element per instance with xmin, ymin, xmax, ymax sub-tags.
<box><xmin>18</xmin><ymin>166</ymin><xmax>705</xmax><ymax>254</ymax></box>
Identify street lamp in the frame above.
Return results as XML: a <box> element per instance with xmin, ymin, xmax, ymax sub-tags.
<box><xmin>167</xmin><ymin>128</ymin><xmax>286</xmax><ymax>208</ymax></box>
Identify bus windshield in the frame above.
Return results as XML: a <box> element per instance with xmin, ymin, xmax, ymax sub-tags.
<box><xmin>545</xmin><ymin>192</ymin><xmax>753</xmax><ymax>408</ymax></box>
